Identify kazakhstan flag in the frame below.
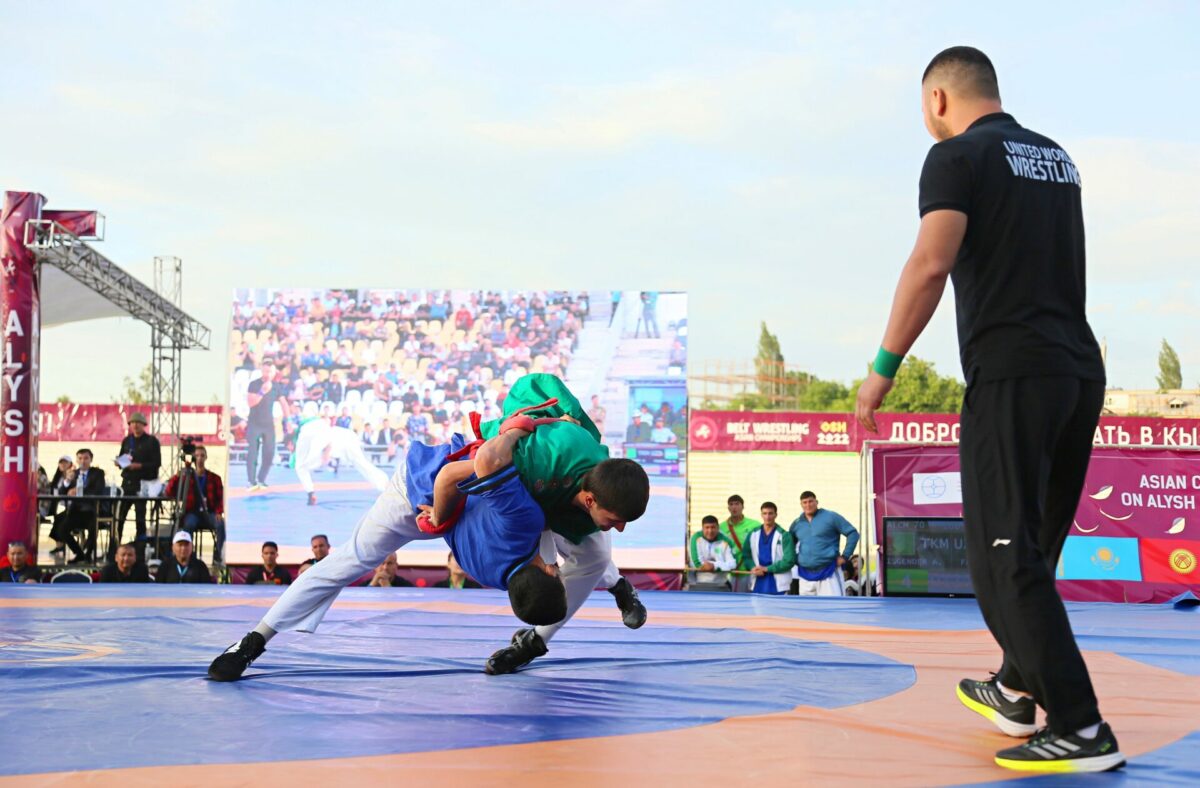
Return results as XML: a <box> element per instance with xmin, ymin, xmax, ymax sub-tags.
<box><xmin>1057</xmin><ymin>536</ymin><xmax>1142</xmax><ymax>581</ymax></box>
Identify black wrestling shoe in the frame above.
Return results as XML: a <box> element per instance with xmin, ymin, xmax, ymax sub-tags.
<box><xmin>485</xmin><ymin>628</ymin><xmax>548</xmax><ymax>675</ymax></box>
<box><xmin>956</xmin><ymin>677</ymin><xmax>1037</xmax><ymax>737</ymax></box>
<box><xmin>995</xmin><ymin>723</ymin><xmax>1124</xmax><ymax>773</ymax></box>
<box><xmin>608</xmin><ymin>576</ymin><xmax>647</xmax><ymax>629</ymax></box>
<box><xmin>307</xmin><ymin>493</ymin><xmax>317</xmax><ymax>506</ymax></box>
<box><xmin>208</xmin><ymin>631</ymin><xmax>266</xmax><ymax>682</ymax></box>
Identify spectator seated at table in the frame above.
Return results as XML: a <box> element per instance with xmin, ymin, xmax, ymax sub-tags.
<box><xmin>155</xmin><ymin>531</ymin><xmax>212</xmax><ymax>584</ymax></box>
<box><xmin>650</xmin><ymin>418</ymin><xmax>677</xmax><ymax>444</ymax></box>
<box><xmin>3</xmin><ymin>542</ymin><xmax>41</xmax><ymax>583</ymax></box>
<box><xmin>164</xmin><ymin>445</ymin><xmax>226</xmax><ymax>564</ymax></box>
<box><xmin>296</xmin><ymin>534</ymin><xmax>331</xmax><ymax>576</ymax></box>
<box><xmin>99</xmin><ymin>543</ymin><xmax>151</xmax><ymax>583</ymax></box>
<box><xmin>625</xmin><ymin>413</ymin><xmax>651</xmax><ymax>443</ymax></box>
<box><xmin>246</xmin><ymin>541</ymin><xmax>293</xmax><ymax>585</ymax></box>
<box><xmin>433</xmin><ymin>552</ymin><xmax>482</xmax><ymax>589</ymax></box>
<box><xmin>45</xmin><ymin>455</ymin><xmax>75</xmax><ymax>557</ymax></box>
<box><xmin>54</xmin><ymin>449</ymin><xmax>107</xmax><ymax>564</ymax></box>
<box><xmin>365</xmin><ymin>552</ymin><xmax>413</xmax><ymax>587</ymax></box>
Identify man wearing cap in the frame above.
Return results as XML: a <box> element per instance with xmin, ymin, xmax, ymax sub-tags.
<box><xmin>113</xmin><ymin>413</ymin><xmax>162</xmax><ymax>561</ymax></box>
<box><xmin>156</xmin><ymin>531</ymin><xmax>212</xmax><ymax>584</ymax></box>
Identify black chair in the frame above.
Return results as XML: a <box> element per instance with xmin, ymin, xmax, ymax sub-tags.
<box><xmin>50</xmin><ymin>569</ymin><xmax>93</xmax><ymax>584</ymax></box>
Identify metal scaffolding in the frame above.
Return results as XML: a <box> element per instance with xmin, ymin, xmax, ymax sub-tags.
<box><xmin>24</xmin><ymin>220</ymin><xmax>210</xmax><ymax>472</ymax></box>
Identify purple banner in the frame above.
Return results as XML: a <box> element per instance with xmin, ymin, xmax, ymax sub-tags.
<box><xmin>869</xmin><ymin>444</ymin><xmax>1200</xmax><ymax>603</ymax></box>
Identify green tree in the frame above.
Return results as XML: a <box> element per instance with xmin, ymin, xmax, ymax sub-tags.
<box><xmin>879</xmin><ymin>357</ymin><xmax>964</xmax><ymax>413</ymax></box>
<box><xmin>115</xmin><ymin>363</ymin><xmax>154</xmax><ymax>405</ymax></box>
<box><xmin>726</xmin><ymin>391</ymin><xmax>776</xmax><ymax>411</ymax></box>
<box><xmin>754</xmin><ymin>322</ymin><xmax>785</xmax><ymax>401</ymax></box>
<box><xmin>796</xmin><ymin>378</ymin><xmax>853</xmax><ymax>412</ymax></box>
<box><xmin>1156</xmin><ymin>339</ymin><xmax>1182</xmax><ymax>391</ymax></box>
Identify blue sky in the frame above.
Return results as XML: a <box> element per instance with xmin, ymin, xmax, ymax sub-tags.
<box><xmin>4</xmin><ymin>0</ymin><xmax>1197</xmax><ymax>403</ymax></box>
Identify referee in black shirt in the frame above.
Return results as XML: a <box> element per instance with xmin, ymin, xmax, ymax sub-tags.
<box><xmin>855</xmin><ymin>47</ymin><xmax>1121</xmax><ymax>773</ymax></box>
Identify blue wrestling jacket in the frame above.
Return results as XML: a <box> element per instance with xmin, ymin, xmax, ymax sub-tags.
<box><xmin>405</xmin><ymin>434</ymin><xmax>545</xmax><ymax>590</ymax></box>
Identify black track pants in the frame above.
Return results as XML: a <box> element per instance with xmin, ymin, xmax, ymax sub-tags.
<box><xmin>959</xmin><ymin>375</ymin><xmax>1105</xmax><ymax>735</ymax></box>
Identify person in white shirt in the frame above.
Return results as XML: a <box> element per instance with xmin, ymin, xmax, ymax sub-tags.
<box><xmin>689</xmin><ymin>516</ymin><xmax>738</xmax><ymax>587</ymax></box>
<box><xmin>293</xmin><ymin>413</ymin><xmax>388</xmax><ymax>506</ymax></box>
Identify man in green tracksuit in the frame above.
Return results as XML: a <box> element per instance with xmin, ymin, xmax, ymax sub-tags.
<box><xmin>720</xmin><ymin>494</ymin><xmax>759</xmax><ymax>591</ymax></box>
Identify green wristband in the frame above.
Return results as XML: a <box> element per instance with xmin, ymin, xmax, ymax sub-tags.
<box><xmin>872</xmin><ymin>346</ymin><xmax>904</xmax><ymax>379</ymax></box>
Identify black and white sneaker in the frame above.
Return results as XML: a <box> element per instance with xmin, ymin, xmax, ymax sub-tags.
<box><xmin>608</xmin><ymin>577</ymin><xmax>647</xmax><ymax>629</ymax></box>
<box><xmin>207</xmin><ymin>631</ymin><xmax>266</xmax><ymax>682</ymax></box>
<box><xmin>485</xmin><ymin>628</ymin><xmax>548</xmax><ymax>675</ymax></box>
<box><xmin>995</xmin><ymin>722</ymin><xmax>1124</xmax><ymax>773</ymax></box>
<box><xmin>956</xmin><ymin>677</ymin><xmax>1037</xmax><ymax>737</ymax></box>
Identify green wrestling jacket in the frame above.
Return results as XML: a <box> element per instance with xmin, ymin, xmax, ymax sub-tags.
<box><xmin>477</xmin><ymin>374</ymin><xmax>609</xmax><ymax>545</ymax></box>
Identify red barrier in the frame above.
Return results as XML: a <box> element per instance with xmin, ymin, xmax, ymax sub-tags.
<box><xmin>38</xmin><ymin>403</ymin><xmax>223</xmax><ymax>443</ymax></box>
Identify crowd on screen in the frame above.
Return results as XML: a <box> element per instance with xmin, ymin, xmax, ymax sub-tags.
<box><xmin>230</xmin><ymin>289</ymin><xmax>590</xmax><ymax>451</ymax></box>
<box><xmin>688</xmin><ymin>492</ymin><xmax>876</xmax><ymax>596</ymax></box>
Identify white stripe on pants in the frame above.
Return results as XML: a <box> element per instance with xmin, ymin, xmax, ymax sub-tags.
<box><xmin>534</xmin><ymin>529</ymin><xmax>620</xmax><ymax>643</ymax></box>
<box><xmin>262</xmin><ymin>461</ymin><xmax>438</xmax><ymax>633</ymax></box>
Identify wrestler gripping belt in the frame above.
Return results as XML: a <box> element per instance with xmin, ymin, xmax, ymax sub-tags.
<box><xmin>207</xmin><ymin>430</ymin><xmax>567</xmax><ymax>682</ymax></box>
<box><xmin>466</xmin><ymin>374</ymin><xmax>651</xmax><ymax>675</ymax></box>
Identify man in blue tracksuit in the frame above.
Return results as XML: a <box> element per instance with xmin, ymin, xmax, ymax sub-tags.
<box><xmin>788</xmin><ymin>490</ymin><xmax>859</xmax><ymax>596</ymax></box>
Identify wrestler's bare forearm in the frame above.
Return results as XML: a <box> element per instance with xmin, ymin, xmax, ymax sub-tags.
<box><xmin>431</xmin><ymin>460</ymin><xmax>475</xmax><ymax>525</ymax></box>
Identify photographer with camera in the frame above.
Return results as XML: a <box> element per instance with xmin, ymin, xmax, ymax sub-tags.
<box><xmin>164</xmin><ymin>442</ymin><xmax>226</xmax><ymax>565</ymax></box>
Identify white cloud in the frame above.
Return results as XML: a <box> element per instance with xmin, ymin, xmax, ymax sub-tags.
<box><xmin>1077</xmin><ymin>138</ymin><xmax>1200</xmax><ymax>281</ymax></box>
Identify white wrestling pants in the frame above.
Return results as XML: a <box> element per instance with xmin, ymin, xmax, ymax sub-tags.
<box><xmin>534</xmin><ymin>529</ymin><xmax>621</xmax><ymax>643</ymax></box>
<box><xmin>263</xmin><ymin>461</ymin><xmax>437</xmax><ymax>633</ymax></box>
<box><xmin>293</xmin><ymin>421</ymin><xmax>389</xmax><ymax>495</ymax></box>
<box><xmin>794</xmin><ymin>570</ymin><xmax>846</xmax><ymax>597</ymax></box>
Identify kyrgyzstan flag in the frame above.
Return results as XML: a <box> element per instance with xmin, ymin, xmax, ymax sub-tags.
<box><xmin>1139</xmin><ymin>539</ymin><xmax>1200</xmax><ymax>585</ymax></box>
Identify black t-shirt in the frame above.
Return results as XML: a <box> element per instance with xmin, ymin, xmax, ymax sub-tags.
<box><xmin>247</xmin><ymin>377</ymin><xmax>285</xmax><ymax>429</ymax></box>
<box><xmin>918</xmin><ymin>113</ymin><xmax>1105</xmax><ymax>385</ymax></box>
<box><xmin>99</xmin><ymin>562</ymin><xmax>151</xmax><ymax>583</ymax></box>
<box><xmin>120</xmin><ymin>433</ymin><xmax>162</xmax><ymax>484</ymax></box>
<box><xmin>156</xmin><ymin>557</ymin><xmax>212</xmax><ymax>584</ymax></box>
<box><xmin>246</xmin><ymin>564</ymin><xmax>293</xmax><ymax>585</ymax></box>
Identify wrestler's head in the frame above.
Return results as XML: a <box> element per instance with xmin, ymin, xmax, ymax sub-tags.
<box><xmin>508</xmin><ymin>555</ymin><xmax>567</xmax><ymax>625</ymax></box>
<box><xmin>578</xmin><ymin>459</ymin><xmax>650</xmax><ymax>532</ymax></box>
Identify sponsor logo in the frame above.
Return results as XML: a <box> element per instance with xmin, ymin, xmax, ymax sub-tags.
<box><xmin>921</xmin><ymin>476</ymin><xmax>947</xmax><ymax>499</ymax></box>
<box><xmin>1168</xmin><ymin>548</ymin><xmax>1196</xmax><ymax>576</ymax></box>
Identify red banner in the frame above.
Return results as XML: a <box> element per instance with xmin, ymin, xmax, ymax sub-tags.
<box><xmin>868</xmin><ymin>444</ymin><xmax>1200</xmax><ymax>603</ymax></box>
<box><xmin>690</xmin><ymin>410</ymin><xmax>1200</xmax><ymax>453</ymax></box>
<box><xmin>1</xmin><ymin>191</ymin><xmax>46</xmax><ymax>551</ymax></box>
<box><xmin>689</xmin><ymin>411</ymin><xmax>853</xmax><ymax>452</ymax></box>
<box><xmin>42</xmin><ymin>209</ymin><xmax>100</xmax><ymax>238</ymax></box>
<box><xmin>38</xmin><ymin>403</ymin><xmax>224</xmax><ymax>442</ymax></box>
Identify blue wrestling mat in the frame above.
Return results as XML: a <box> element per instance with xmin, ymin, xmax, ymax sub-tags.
<box><xmin>1</xmin><ymin>587</ymin><xmax>1196</xmax><ymax>786</ymax></box>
